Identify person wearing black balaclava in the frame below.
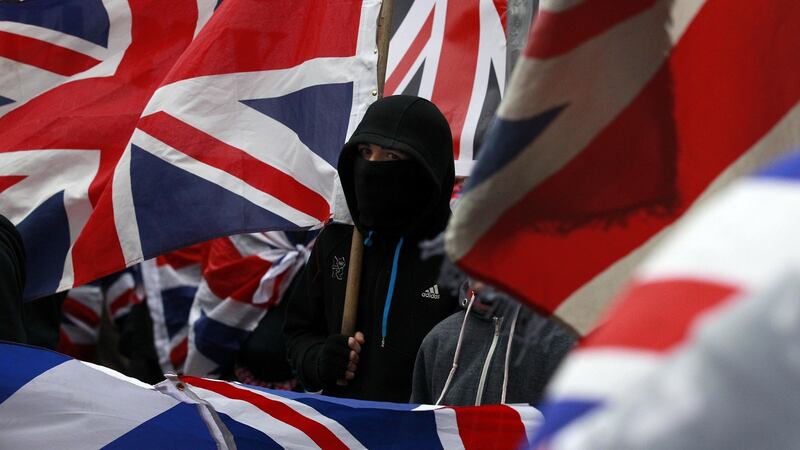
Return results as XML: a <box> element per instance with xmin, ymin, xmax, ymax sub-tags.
<box><xmin>284</xmin><ymin>95</ymin><xmax>459</xmax><ymax>402</ymax></box>
<box><xmin>0</xmin><ymin>214</ymin><xmax>27</xmax><ymax>343</ymax></box>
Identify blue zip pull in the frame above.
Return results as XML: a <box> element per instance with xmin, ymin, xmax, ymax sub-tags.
<box><xmin>381</xmin><ymin>236</ymin><xmax>404</xmax><ymax>348</ymax></box>
<box><xmin>363</xmin><ymin>230</ymin><xmax>374</xmax><ymax>247</ymax></box>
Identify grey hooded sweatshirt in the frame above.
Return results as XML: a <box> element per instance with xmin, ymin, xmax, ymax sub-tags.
<box><xmin>410</xmin><ymin>297</ymin><xmax>575</xmax><ymax>406</ymax></box>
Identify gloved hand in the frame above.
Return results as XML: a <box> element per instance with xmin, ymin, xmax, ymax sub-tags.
<box><xmin>317</xmin><ymin>334</ymin><xmax>351</xmax><ymax>385</ymax></box>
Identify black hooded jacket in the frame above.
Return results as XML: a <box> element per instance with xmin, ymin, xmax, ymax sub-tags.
<box><xmin>0</xmin><ymin>214</ymin><xmax>27</xmax><ymax>342</ymax></box>
<box><xmin>284</xmin><ymin>96</ymin><xmax>459</xmax><ymax>402</ymax></box>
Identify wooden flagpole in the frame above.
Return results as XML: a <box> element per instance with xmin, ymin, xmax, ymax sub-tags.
<box><xmin>341</xmin><ymin>0</ymin><xmax>394</xmax><ymax>336</ymax></box>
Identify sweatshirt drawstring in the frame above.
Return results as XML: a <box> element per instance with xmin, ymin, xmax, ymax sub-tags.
<box><xmin>500</xmin><ymin>303</ymin><xmax>521</xmax><ymax>404</ymax></box>
<box><xmin>435</xmin><ymin>292</ymin><xmax>475</xmax><ymax>406</ymax></box>
<box><xmin>380</xmin><ymin>237</ymin><xmax>404</xmax><ymax>348</ymax></box>
<box><xmin>363</xmin><ymin>230</ymin><xmax>374</xmax><ymax>247</ymax></box>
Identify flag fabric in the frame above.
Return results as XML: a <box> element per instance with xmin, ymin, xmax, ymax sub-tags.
<box><xmin>0</xmin><ymin>0</ymin><xmax>217</xmax><ymax>300</ymax></box>
<box><xmin>183</xmin><ymin>231</ymin><xmax>315</xmax><ymax>377</ymax></box>
<box><xmin>386</xmin><ymin>0</ymin><xmax>508</xmax><ymax>175</ymax></box>
<box><xmin>445</xmin><ymin>0</ymin><xmax>800</xmax><ymax>334</ymax></box>
<box><xmin>172</xmin><ymin>375</ymin><xmax>542</xmax><ymax>449</ymax></box>
<box><xmin>531</xmin><ymin>151</ymin><xmax>800</xmax><ymax>447</ymax></box>
<box><xmin>141</xmin><ymin>243</ymin><xmax>206</xmax><ymax>374</ymax></box>
<box><xmin>0</xmin><ymin>342</ymin><xmax>543</xmax><ymax>449</ymax></box>
<box><xmin>548</xmin><ymin>272</ymin><xmax>800</xmax><ymax>450</ymax></box>
<box><xmin>0</xmin><ymin>0</ymin><xmax>380</xmax><ymax>301</ymax></box>
<box><xmin>0</xmin><ymin>343</ymin><xmax>216</xmax><ymax>449</ymax></box>
<box><xmin>58</xmin><ymin>267</ymin><xmax>144</xmax><ymax>361</ymax></box>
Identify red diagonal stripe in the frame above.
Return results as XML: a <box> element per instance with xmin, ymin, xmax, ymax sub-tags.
<box><xmin>584</xmin><ymin>278</ymin><xmax>738</xmax><ymax>351</ymax></box>
<box><xmin>453</xmin><ymin>405</ymin><xmax>527</xmax><ymax>450</ymax></box>
<box><xmin>137</xmin><ymin>111</ymin><xmax>330</xmax><ymax>222</ymax></box>
<box><xmin>430</xmin><ymin>0</ymin><xmax>481</xmax><ymax>160</ymax></box>
<box><xmin>170</xmin><ymin>338</ymin><xmax>188</xmax><ymax>367</ymax></box>
<box><xmin>161</xmin><ymin>0</ymin><xmax>362</xmax><ymax>82</ymax></box>
<box><xmin>181</xmin><ymin>376</ymin><xmax>349</xmax><ymax>450</ymax></box>
<box><xmin>461</xmin><ymin>0</ymin><xmax>800</xmax><ymax>316</ymax></box>
<box><xmin>0</xmin><ymin>175</ymin><xmax>27</xmax><ymax>194</ymax></box>
<box><xmin>62</xmin><ymin>297</ymin><xmax>100</xmax><ymax>328</ymax></box>
<box><xmin>385</xmin><ymin>7</ymin><xmax>434</xmax><ymax>95</ymax></box>
<box><xmin>526</xmin><ymin>0</ymin><xmax>659</xmax><ymax>59</ymax></box>
<box><xmin>155</xmin><ymin>242</ymin><xmax>206</xmax><ymax>269</ymax></box>
<box><xmin>0</xmin><ymin>30</ymin><xmax>101</xmax><ymax>76</ymax></box>
<box><xmin>107</xmin><ymin>288</ymin><xmax>134</xmax><ymax>317</ymax></box>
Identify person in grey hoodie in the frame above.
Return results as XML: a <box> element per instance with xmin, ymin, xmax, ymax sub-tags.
<box><xmin>411</xmin><ymin>282</ymin><xmax>575</xmax><ymax>406</ymax></box>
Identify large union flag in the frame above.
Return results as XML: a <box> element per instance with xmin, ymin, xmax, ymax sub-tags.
<box><xmin>445</xmin><ymin>0</ymin><xmax>800</xmax><ymax>334</ymax></box>
<box><xmin>0</xmin><ymin>0</ymin><xmax>380</xmax><ymax>300</ymax></box>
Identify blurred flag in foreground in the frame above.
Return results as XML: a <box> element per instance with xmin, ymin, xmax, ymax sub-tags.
<box><xmin>445</xmin><ymin>0</ymin><xmax>800</xmax><ymax>334</ymax></box>
<box><xmin>0</xmin><ymin>0</ymin><xmax>379</xmax><ymax>300</ymax></box>
<box><xmin>0</xmin><ymin>342</ymin><xmax>542</xmax><ymax>449</ymax></box>
<box><xmin>549</xmin><ymin>272</ymin><xmax>800</xmax><ymax>450</ymax></box>
<box><xmin>531</xmin><ymin>151</ymin><xmax>800</xmax><ymax>447</ymax></box>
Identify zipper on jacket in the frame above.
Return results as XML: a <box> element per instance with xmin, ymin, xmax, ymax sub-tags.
<box><xmin>475</xmin><ymin>316</ymin><xmax>503</xmax><ymax>406</ymax></box>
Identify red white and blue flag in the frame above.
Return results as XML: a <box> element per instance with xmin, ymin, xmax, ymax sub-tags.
<box><xmin>0</xmin><ymin>0</ymin><xmax>217</xmax><ymax>300</ymax></box>
<box><xmin>182</xmin><ymin>231</ymin><xmax>315</xmax><ymax>377</ymax></box>
<box><xmin>445</xmin><ymin>0</ymin><xmax>800</xmax><ymax>334</ymax></box>
<box><xmin>0</xmin><ymin>342</ymin><xmax>542</xmax><ymax>449</ymax></box>
<box><xmin>386</xmin><ymin>0</ymin><xmax>508</xmax><ymax>175</ymax></box>
<box><xmin>0</xmin><ymin>0</ymin><xmax>379</xmax><ymax>300</ymax></box>
<box><xmin>58</xmin><ymin>266</ymin><xmax>143</xmax><ymax>361</ymax></box>
<box><xmin>141</xmin><ymin>243</ymin><xmax>206</xmax><ymax>373</ymax></box>
<box><xmin>532</xmin><ymin>150</ymin><xmax>800</xmax><ymax>448</ymax></box>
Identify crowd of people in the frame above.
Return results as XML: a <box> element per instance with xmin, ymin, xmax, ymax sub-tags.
<box><xmin>0</xmin><ymin>95</ymin><xmax>575</xmax><ymax>407</ymax></box>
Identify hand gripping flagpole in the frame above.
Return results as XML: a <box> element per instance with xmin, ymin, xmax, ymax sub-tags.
<box><xmin>341</xmin><ymin>0</ymin><xmax>394</xmax><ymax>337</ymax></box>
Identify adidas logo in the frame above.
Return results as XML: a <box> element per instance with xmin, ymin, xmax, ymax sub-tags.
<box><xmin>421</xmin><ymin>284</ymin><xmax>440</xmax><ymax>299</ymax></box>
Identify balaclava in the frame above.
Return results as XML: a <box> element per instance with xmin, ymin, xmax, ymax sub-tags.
<box><xmin>339</xmin><ymin>95</ymin><xmax>455</xmax><ymax>238</ymax></box>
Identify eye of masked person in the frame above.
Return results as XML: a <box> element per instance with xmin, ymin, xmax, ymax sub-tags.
<box><xmin>358</xmin><ymin>144</ymin><xmax>408</xmax><ymax>161</ymax></box>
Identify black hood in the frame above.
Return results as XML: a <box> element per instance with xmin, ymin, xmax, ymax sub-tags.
<box><xmin>338</xmin><ymin>95</ymin><xmax>455</xmax><ymax>238</ymax></box>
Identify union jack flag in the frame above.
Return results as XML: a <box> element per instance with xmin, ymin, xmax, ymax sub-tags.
<box><xmin>532</xmin><ymin>150</ymin><xmax>800</xmax><ymax>448</ymax></box>
<box><xmin>0</xmin><ymin>0</ymin><xmax>217</xmax><ymax>300</ymax></box>
<box><xmin>182</xmin><ymin>231</ymin><xmax>315</xmax><ymax>378</ymax></box>
<box><xmin>445</xmin><ymin>0</ymin><xmax>800</xmax><ymax>335</ymax></box>
<box><xmin>141</xmin><ymin>243</ymin><xmax>206</xmax><ymax>373</ymax></box>
<box><xmin>386</xmin><ymin>0</ymin><xmax>508</xmax><ymax>175</ymax></box>
<box><xmin>0</xmin><ymin>0</ymin><xmax>379</xmax><ymax>300</ymax></box>
<box><xmin>0</xmin><ymin>342</ymin><xmax>543</xmax><ymax>449</ymax></box>
<box><xmin>58</xmin><ymin>266</ymin><xmax>143</xmax><ymax>361</ymax></box>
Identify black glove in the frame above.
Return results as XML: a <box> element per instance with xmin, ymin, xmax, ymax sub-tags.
<box><xmin>317</xmin><ymin>334</ymin><xmax>351</xmax><ymax>385</ymax></box>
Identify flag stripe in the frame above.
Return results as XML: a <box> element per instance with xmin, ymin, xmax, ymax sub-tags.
<box><xmin>107</xmin><ymin>287</ymin><xmax>134</xmax><ymax>316</ymax></box>
<box><xmin>454</xmin><ymin>405</ymin><xmax>527</xmax><ymax>450</ymax></box>
<box><xmin>430</xmin><ymin>0</ymin><xmax>481</xmax><ymax>160</ymax></box>
<box><xmin>526</xmin><ymin>0</ymin><xmax>659</xmax><ymax>59</ymax></box>
<box><xmin>159</xmin><ymin>0</ymin><xmax>363</xmax><ymax>83</ymax></box>
<box><xmin>62</xmin><ymin>297</ymin><xmax>101</xmax><ymax>327</ymax></box>
<box><xmin>384</xmin><ymin>7</ymin><xmax>434</xmax><ymax>95</ymax></box>
<box><xmin>584</xmin><ymin>278</ymin><xmax>738</xmax><ymax>350</ymax></box>
<box><xmin>137</xmin><ymin>111</ymin><xmax>331</xmax><ymax>221</ymax></box>
<box><xmin>0</xmin><ymin>344</ymin><xmax>69</xmax><ymax>403</ymax></box>
<box><xmin>0</xmin><ymin>30</ymin><xmax>102</xmax><ymax>76</ymax></box>
<box><xmin>184</xmin><ymin>376</ymin><xmax>351</xmax><ymax>450</ymax></box>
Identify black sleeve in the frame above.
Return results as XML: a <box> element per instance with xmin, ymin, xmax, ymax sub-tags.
<box><xmin>283</xmin><ymin>234</ymin><xmax>330</xmax><ymax>391</ymax></box>
<box><xmin>0</xmin><ymin>215</ymin><xmax>27</xmax><ymax>343</ymax></box>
